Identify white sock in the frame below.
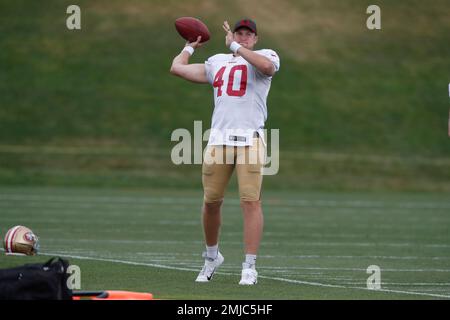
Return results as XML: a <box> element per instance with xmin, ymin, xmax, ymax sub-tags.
<box><xmin>206</xmin><ymin>244</ymin><xmax>218</xmax><ymax>259</ymax></box>
<box><xmin>244</xmin><ymin>254</ymin><xmax>257</xmax><ymax>269</ymax></box>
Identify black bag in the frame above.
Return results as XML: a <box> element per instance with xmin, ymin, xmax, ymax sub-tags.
<box><xmin>0</xmin><ymin>257</ymin><xmax>73</xmax><ymax>300</ymax></box>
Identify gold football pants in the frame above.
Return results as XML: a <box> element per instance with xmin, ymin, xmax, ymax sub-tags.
<box><xmin>202</xmin><ymin>138</ymin><xmax>265</xmax><ymax>203</ymax></box>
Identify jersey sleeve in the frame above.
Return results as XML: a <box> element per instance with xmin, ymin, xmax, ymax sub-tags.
<box><xmin>204</xmin><ymin>57</ymin><xmax>215</xmax><ymax>84</ymax></box>
<box><xmin>257</xmin><ymin>49</ymin><xmax>280</xmax><ymax>73</ymax></box>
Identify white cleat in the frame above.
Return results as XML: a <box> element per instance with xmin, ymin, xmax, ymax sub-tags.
<box><xmin>195</xmin><ymin>252</ymin><xmax>224</xmax><ymax>282</ymax></box>
<box><xmin>239</xmin><ymin>264</ymin><xmax>258</xmax><ymax>285</ymax></box>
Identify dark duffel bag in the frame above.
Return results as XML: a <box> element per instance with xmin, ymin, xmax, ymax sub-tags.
<box><xmin>0</xmin><ymin>257</ymin><xmax>72</xmax><ymax>300</ymax></box>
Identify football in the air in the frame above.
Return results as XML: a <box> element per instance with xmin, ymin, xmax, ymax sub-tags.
<box><xmin>175</xmin><ymin>17</ymin><xmax>210</xmax><ymax>43</ymax></box>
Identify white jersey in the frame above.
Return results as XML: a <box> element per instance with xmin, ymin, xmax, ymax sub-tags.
<box><xmin>204</xmin><ymin>49</ymin><xmax>280</xmax><ymax>146</ymax></box>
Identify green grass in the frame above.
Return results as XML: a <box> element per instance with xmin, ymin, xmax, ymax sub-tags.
<box><xmin>1</xmin><ymin>1</ymin><xmax>449</xmax><ymax>299</ymax></box>
<box><xmin>1</xmin><ymin>186</ymin><xmax>449</xmax><ymax>299</ymax></box>
<box><xmin>0</xmin><ymin>1</ymin><xmax>450</xmax><ymax>191</ymax></box>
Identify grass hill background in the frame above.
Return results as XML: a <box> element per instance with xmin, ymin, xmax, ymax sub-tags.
<box><xmin>1</xmin><ymin>0</ymin><xmax>449</xmax><ymax>192</ymax></box>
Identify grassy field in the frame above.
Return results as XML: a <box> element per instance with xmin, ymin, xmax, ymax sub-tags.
<box><xmin>0</xmin><ymin>186</ymin><xmax>449</xmax><ymax>300</ymax></box>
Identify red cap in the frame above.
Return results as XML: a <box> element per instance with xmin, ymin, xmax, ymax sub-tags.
<box><xmin>233</xmin><ymin>19</ymin><xmax>257</xmax><ymax>35</ymax></box>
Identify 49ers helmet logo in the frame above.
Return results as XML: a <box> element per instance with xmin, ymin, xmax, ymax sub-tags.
<box><xmin>24</xmin><ymin>232</ymin><xmax>36</xmax><ymax>242</ymax></box>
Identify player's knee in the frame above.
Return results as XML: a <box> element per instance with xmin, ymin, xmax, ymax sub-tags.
<box><xmin>203</xmin><ymin>188</ymin><xmax>225</xmax><ymax>204</ymax></box>
<box><xmin>239</xmin><ymin>185</ymin><xmax>261</xmax><ymax>202</ymax></box>
<box><xmin>241</xmin><ymin>199</ymin><xmax>261</xmax><ymax>208</ymax></box>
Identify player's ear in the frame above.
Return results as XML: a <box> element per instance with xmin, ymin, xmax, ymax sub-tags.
<box><xmin>254</xmin><ymin>35</ymin><xmax>258</xmax><ymax>44</ymax></box>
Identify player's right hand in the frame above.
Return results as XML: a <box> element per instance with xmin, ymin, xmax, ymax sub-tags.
<box><xmin>223</xmin><ymin>21</ymin><xmax>234</xmax><ymax>47</ymax></box>
<box><xmin>185</xmin><ymin>36</ymin><xmax>203</xmax><ymax>49</ymax></box>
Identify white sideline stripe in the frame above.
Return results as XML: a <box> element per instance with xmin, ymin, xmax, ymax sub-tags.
<box><xmin>34</xmin><ymin>251</ymin><xmax>450</xmax><ymax>299</ymax></box>
<box><xmin>1</xmin><ymin>249</ymin><xmax>449</xmax><ymax>299</ymax></box>
<box><xmin>1</xmin><ymin>194</ymin><xmax>450</xmax><ymax>210</ymax></box>
<box><xmin>261</xmin><ymin>255</ymin><xmax>450</xmax><ymax>260</ymax></box>
<box><xmin>39</xmin><ymin>251</ymin><xmax>201</xmax><ymax>273</ymax></box>
<box><xmin>341</xmin><ymin>282</ymin><xmax>450</xmax><ymax>286</ymax></box>
<box><xmin>258</xmin><ymin>275</ymin><xmax>450</xmax><ymax>299</ymax></box>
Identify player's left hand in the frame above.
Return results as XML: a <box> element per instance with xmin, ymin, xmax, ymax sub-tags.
<box><xmin>223</xmin><ymin>21</ymin><xmax>234</xmax><ymax>47</ymax></box>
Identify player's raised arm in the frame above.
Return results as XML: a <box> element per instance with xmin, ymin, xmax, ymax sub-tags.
<box><xmin>170</xmin><ymin>36</ymin><xmax>208</xmax><ymax>84</ymax></box>
<box><xmin>235</xmin><ymin>47</ymin><xmax>276</xmax><ymax>77</ymax></box>
<box><xmin>223</xmin><ymin>20</ymin><xmax>276</xmax><ymax>77</ymax></box>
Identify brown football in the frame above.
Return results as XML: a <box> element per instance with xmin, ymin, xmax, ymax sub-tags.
<box><xmin>175</xmin><ymin>17</ymin><xmax>210</xmax><ymax>43</ymax></box>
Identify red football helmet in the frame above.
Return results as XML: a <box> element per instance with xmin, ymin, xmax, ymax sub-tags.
<box><xmin>3</xmin><ymin>225</ymin><xmax>39</xmax><ymax>255</ymax></box>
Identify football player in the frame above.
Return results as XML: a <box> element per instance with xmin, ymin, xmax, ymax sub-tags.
<box><xmin>170</xmin><ymin>18</ymin><xmax>280</xmax><ymax>285</ymax></box>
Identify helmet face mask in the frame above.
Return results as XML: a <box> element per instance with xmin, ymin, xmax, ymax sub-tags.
<box><xmin>3</xmin><ymin>226</ymin><xmax>39</xmax><ymax>256</ymax></box>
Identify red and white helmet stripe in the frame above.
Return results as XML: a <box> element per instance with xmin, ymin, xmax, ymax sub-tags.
<box><xmin>4</xmin><ymin>225</ymin><xmax>23</xmax><ymax>253</ymax></box>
